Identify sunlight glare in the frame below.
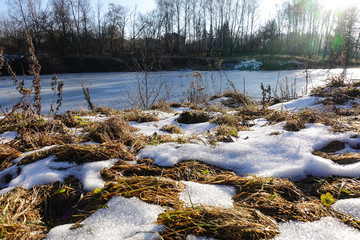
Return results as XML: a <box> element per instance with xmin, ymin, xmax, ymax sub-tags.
<box><xmin>318</xmin><ymin>0</ymin><xmax>359</xmax><ymax>11</ymax></box>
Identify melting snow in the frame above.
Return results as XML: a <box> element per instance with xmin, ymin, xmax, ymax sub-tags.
<box><xmin>138</xmin><ymin>123</ymin><xmax>360</xmax><ymax>181</ymax></box>
<box><xmin>333</xmin><ymin>198</ymin><xmax>360</xmax><ymax>220</ymax></box>
<box><xmin>0</xmin><ymin>131</ymin><xmax>17</xmax><ymax>144</ymax></box>
<box><xmin>0</xmin><ymin>154</ymin><xmax>116</xmax><ymax>195</ymax></box>
<box><xmin>46</xmin><ymin>196</ymin><xmax>164</xmax><ymax>240</ymax></box>
<box><xmin>180</xmin><ymin>181</ymin><xmax>236</xmax><ymax>208</ymax></box>
<box><xmin>275</xmin><ymin>217</ymin><xmax>360</xmax><ymax>240</ymax></box>
<box><xmin>269</xmin><ymin>95</ymin><xmax>323</xmax><ymax>111</ymax></box>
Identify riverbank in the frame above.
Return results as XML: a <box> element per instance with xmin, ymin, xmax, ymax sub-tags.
<box><xmin>2</xmin><ymin>53</ymin><xmax>359</xmax><ymax>75</ymax></box>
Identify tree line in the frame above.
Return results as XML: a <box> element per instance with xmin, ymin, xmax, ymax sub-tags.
<box><xmin>0</xmin><ymin>0</ymin><xmax>359</xmax><ymax>73</ymax></box>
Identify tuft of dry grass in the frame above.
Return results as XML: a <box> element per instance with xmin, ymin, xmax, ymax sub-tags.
<box><xmin>123</xmin><ymin>109</ymin><xmax>160</xmax><ymax>123</ymax></box>
<box><xmin>107</xmin><ymin>159</ymin><xmax>235</xmax><ymax>182</ymax></box>
<box><xmin>150</xmin><ymin>100</ymin><xmax>175</xmax><ymax>113</ymax></box>
<box><xmin>0</xmin><ymin>144</ymin><xmax>21</xmax><ymax>171</ymax></box>
<box><xmin>160</xmin><ymin>124</ymin><xmax>183</xmax><ymax>134</ymax></box>
<box><xmin>86</xmin><ymin>116</ymin><xmax>138</xmax><ymax>144</ymax></box>
<box><xmin>19</xmin><ymin>142</ymin><xmax>135</xmax><ymax>166</ymax></box>
<box><xmin>223</xmin><ymin>91</ymin><xmax>254</xmax><ymax>108</ymax></box>
<box><xmin>177</xmin><ymin>110</ymin><xmax>210</xmax><ymax>124</ymax></box>
<box><xmin>158</xmin><ymin>205</ymin><xmax>279</xmax><ymax>240</ymax></box>
<box><xmin>296</xmin><ymin>176</ymin><xmax>360</xmax><ymax>200</ymax></box>
<box><xmin>54</xmin><ymin>112</ymin><xmax>88</xmax><ymax>128</ymax></box>
<box><xmin>0</xmin><ymin>186</ymin><xmax>49</xmax><ymax>239</ymax></box>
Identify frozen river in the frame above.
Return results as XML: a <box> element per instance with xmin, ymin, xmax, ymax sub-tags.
<box><xmin>0</xmin><ymin>68</ymin><xmax>359</xmax><ymax>113</ymax></box>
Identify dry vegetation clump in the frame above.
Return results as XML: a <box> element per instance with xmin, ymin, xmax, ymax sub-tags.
<box><xmin>284</xmin><ymin>116</ymin><xmax>306</xmax><ymax>131</ymax></box>
<box><xmin>160</xmin><ymin>124</ymin><xmax>183</xmax><ymax>134</ymax></box>
<box><xmin>4</xmin><ymin>118</ymin><xmax>78</xmax><ymax>152</ymax></box>
<box><xmin>205</xmin><ymin>103</ymin><xmax>228</xmax><ymax>113</ymax></box>
<box><xmin>158</xmin><ymin>205</ymin><xmax>279</xmax><ymax>240</ymax></box>
<box><xmin>312</xmin><ymin>75</ymin><xmax>360</xmax><ymax>106</ymax></box>
<box><xmin>94</xmin><ymin>106</ymin><xmax>120</xmax><ymax>116</ymax></box>
<box><xmin>296</xmin><ymin>176</ymin><xmax>360</xmax><ymax>200</ymax></box>
<box><xmin>0</xmin><ymin>186</ymin><xmax>49</xmax><ymax>239</ymax></box>
<box><xmin>0</xmin><ymin>144</ymin><xmax>21</xmax><ymax>171</ymax></box>
<box><xmin>18</xmin><ymin>142</ymin><xmax>135</xmax><ymax>166</ymax></box>
<box><xmin>122</xmin><ymin>134</ymin><xmax>185</xmax><ymax>153</ymax></box>
<box><xmin>223</xmin><ymin>91</ymin><xmax>254</xmax><ymax>108</ymax></box>
<box><xmin>150</xmin><ymin>100</ymin><xmax>175</xmax><ymax>113</ymax></box>
<box><xmin>123</xmin><ymin>109</ymin><xmax>160</xmax><ymax>122</ymax></box>
<box><xmin>106</xmin><ymin>159</ymin><xmax>235</xmax><ymax>182</ymax></box>
<box><xmin>86</xmin><ymin>116</ymin><xmax>138</xmax><ymax>143</ymax></box>
<box><xmin>54</xmin><ymin>112</ymin><xmax>88</xmax><ymax>128</ymax></box>
<box><xmin>214</xmin><ymin>125</ymin><xmax>239</xmax><ymax>138</ymax></box>
<box><xmin>211</xmin><ymin>113</ymin><xmax>241</xmax><ymax>127</ymax></box>
<box><xmin>169</xmin><ymin>102</ymin><xmax>182</xmax><ymax>108</ymax></box>
<box><xmin>177</xmin><ymin>110</ymin><xmax>210</xmax><ymax>124</ymax></box>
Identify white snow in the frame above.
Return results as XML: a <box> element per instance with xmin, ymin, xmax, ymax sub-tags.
<box><xmin>333</xmin><ymin>198</ymin><xmax>360</xmax><ymax>220</ymax></box>
<box><xmin>180</xmin><ymin>181</ymin><xmax>236</xmax><ymax>208</ymax></box>
<box><xmin>131</xmin><ymin>113</ymin><xmax>217</xmax><ymax>136</ymax></box>
<box><xmin>0</xmin><ymin>154</ymin><xmax>116</xmax><ymax>195</ymax></box>
<box><xmin>234</xmin><ymin>60</ymin><xmax>262</xmax><ymax>71</ymax></box>
<box><xmin>0</xmin><ymin>131</ymin><xmax>18</xmax><ymax>144</ymax></box>
<box><xmin>275</xmin><ymin>217</ymin><xmax>360</xmax><ymax>240</ymax></box>
<box><xmin>46</xmin><ymin>196</ymin><xmax>164</xmax><ymax>240</ymax></box>
<box><xmin>269</xmin><ymin>95</ymin><xmax>323</xmax><ymax>111</ymax></box>
<box><xmin>138</xmin><ymin>123</ymin><xmax>360</xmax><ymax>181</ymax></box>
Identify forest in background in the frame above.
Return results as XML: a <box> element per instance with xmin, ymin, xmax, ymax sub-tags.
<box><xmin>0</xmin><ymin>0</ymin><xmax>359</xmax><ymax>73</ymax></box>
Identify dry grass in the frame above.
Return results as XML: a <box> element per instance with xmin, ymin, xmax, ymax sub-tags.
<box><xmin>296</xmin><ymin>176</ymin><xmax>360</xmax><ymax>199</ymax></box>
<box><xmin>0</xmin><ymin>144</ymin><xmax>21</xmax><ymax>171</ymax></box>
<box><xmin>160</xmin><ymin>124</ymin><xmax>183</xmax><ymax>134</ymax></box>
<box><xmin>123</xmin><ymin>109</ymin><xmax>160</xmax><ymax>122</ymax></box>
<box><xmin>86</xmin><ymin>116</ymin><xmax>138</xmax><ymax>144</ymax></box>
<box><xmin>223</xmin><ymin>91</ymin><xmax>254</xmax><ymax>108</ymax></box>
<box><xmin>177</xmin><ymin>110</ymin><xmax>210</xmax><ymax>124</ymax></box>
<box><xmin>1</xmin><ymin>115</ymin><xmax>78</xmax><ymax>151</ymax></box>
<box><xmin>107</xmin><ymin>159</ymin><xmax>234</xmax><ymax>182</ymax></box>
<box><xmin>19</xmin><ymin>142</ymin><xmax>135</xmax><ymax>166</ymax></box>
<box><xmin>54</xmin><ymin>112</ymin><xmax>88</xmax><ymax>128</ymax></box>
<box><xmin>158</xmin><ymin>205</ymin><xmax>279</xmax><ymax>239</ymax></box>
<box><xmin>0</xmin><ymin>186</ymin><xmax>49</xmax><ymax>240</ymax></box>
<box><xmin>151</xmin><ymin>100</ymin><xmax>175</xmax><ymax>113</ymax></box>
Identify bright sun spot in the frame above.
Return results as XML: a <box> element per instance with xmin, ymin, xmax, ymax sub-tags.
<box><xmin>318</xmin><ymin>0</ymin><xmax>359</xmax><ymax>11</ymax></box>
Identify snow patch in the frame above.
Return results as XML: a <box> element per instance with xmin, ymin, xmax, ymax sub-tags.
<box><xmin>46</xmin><ymin>196</ymin><xmax>164</xmax><ymax>240</ymax></box>
<box><xmin>180</xmin><ymin>181</ymin><xmax>236</xmax><ymax>208</ymax></box>
<box><xmin>234</xmin><ymin>60</ymin><xmax>262</xmax><ymax>71</ymax></box>
<box><xmin>275</xmin><ymin>217</ymin><xmax>360</xmax><ymax>240</ymax></box>
<box><xmin>269</xmin><ymin>95</ymin><xmax>323</xmax><ymax>111</ymax></box>
<box><xmin>333</xmin><ymin>198</ymin><xmax>360</xmax><ymax>220</ymax></box>
<box><xmin>138</xmin><ymin>123</ymin><xmax>359</xmax><ymax>181</ymax></box>
<box><xmin>0</xmin><ymin>154</ymin><xmax>116</xmax><ymax>195</ymax></box>
<box><xmin>0</xmin><ymin>131</ymin><xmax>18</xmax><ymax>144</ymax></box>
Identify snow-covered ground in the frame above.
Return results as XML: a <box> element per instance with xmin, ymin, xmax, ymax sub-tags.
<box><xmin>1</xmin><ymin>84</ymin><xmax>360</xmax><ymax>239</ymax></box>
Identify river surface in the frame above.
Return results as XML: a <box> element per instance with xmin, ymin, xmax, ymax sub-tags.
<box><xmin>1</xmin><ymin>68</ymin><xmax>359</xmax><ymax>113</ymax></box>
